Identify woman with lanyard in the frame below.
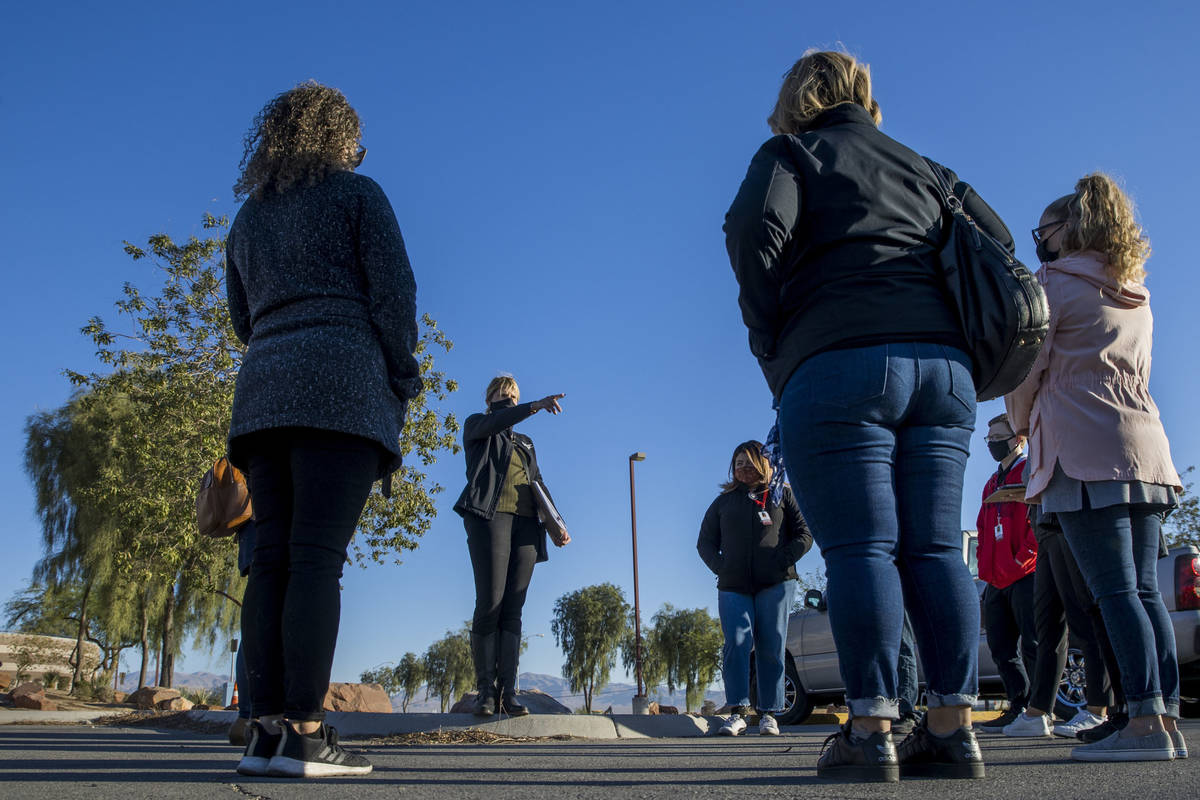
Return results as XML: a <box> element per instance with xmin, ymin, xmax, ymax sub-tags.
<box><xmin>698</xmin><ymin>440</ymin><xmax>812</xmax><ymax>735</ymax></box>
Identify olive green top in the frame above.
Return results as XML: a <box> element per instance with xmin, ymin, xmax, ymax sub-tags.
<box><xmin>495</xmin><ymin>447</ymin><xmax>537</xmax><ymax>516</ymax></box>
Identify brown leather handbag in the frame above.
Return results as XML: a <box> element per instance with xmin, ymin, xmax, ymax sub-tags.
<box><xmin>196</xmin><ymin>457</ymin><xmax>253</xmax><ymax>538</ymax></box>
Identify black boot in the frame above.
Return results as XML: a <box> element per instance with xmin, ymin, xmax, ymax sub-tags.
<box><xmin>497</xmin><ymin>630</ymin><xmax>529</xmax><ymax>716</ymax></box>
<box><xmin>470</xmin><ymin>632</ymin><xmax>498</xmax><ymax>717</ymax></box>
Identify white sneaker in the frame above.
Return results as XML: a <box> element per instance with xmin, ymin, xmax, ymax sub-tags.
<box><xmin>1003</xmin><ymin>710</ymin><xmax>1053</xmax><ymax>737</ymax></box>
<box><xmin>1053</xmin><ymin>710</ymin><xmax>1106</xmax><ymax>738</ymax></box>
<box><xmin>1170</xmin><ymin>729</ymin><xmax>1188</xmax><ymax>759</ymax></box>
<box><xmin>1071</xmin><ymin>729</ymin><xmax>1174</xmax><ymax>762</ymax></box>
<box><xmin>718</xmin><ymin>713</ymin><xmax>747</xmax><ymax>736</ymax></box>
<box><xmin>758</xmin><ymin>714</ymin><xmax>780</xmax><ymax>736</ymax></box>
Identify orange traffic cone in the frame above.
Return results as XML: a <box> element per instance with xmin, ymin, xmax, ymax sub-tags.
<box><xmin>230</xmin><ymin>682</ymin><xmax>239</xmax><ymax>707</ymax></box>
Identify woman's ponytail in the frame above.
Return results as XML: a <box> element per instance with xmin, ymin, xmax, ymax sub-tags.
<box><xmin>1060</xmin><ymin>172</ymin><xmax>1150</xmax><ymax>284</ymax></box>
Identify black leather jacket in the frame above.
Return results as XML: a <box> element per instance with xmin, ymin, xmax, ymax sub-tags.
<box><xmin>696</xmin><ymin>485</ymin><xmax>813</xmax><ymax>594</ymax></box>
<box><xmin>453</xmin><ymin>400</ymin><xmax>550</xmax><ymax>529</ymax></box>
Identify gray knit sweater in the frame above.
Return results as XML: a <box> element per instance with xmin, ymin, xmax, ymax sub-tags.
<box><xmin>224</xmin><ymin>170</ymin><xmax>421</xmax><ymax>479</ymax></box>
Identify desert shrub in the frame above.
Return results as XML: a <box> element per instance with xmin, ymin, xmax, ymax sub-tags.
<box><xmin>180</xmin><ymin>686</ymin><xmax>219</xmax><ymax>706</ymax></box>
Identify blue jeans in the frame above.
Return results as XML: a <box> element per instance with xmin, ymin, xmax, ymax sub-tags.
<box><xmin>1060</xmin><ymin>502</ymin><xmax>1180</xmax><ymax>718</ymax></box>
<box><xmin>718</xmin><ymin>580</ymin><xmax>797</xmax><ymax>713</ymax></box>
<box><xmin>779</xmin><ymin>343</ymin><xmax>980</xmax><ymax>719</ymax></box>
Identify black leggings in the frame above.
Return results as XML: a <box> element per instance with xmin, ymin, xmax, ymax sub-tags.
<box><xmin>465</xmin><ymin>512</ymin><xmax>539</xmax><ymax>636</ymax></box>
<box><xmin>240</xmin><ymin>428</ymin><xmax>382</xmax><ymax>721</ymax></box>
<box><xmin>1029</xmin><ymin>530</ymin><xmax>1116</xmax><ymax>711</ymax></box>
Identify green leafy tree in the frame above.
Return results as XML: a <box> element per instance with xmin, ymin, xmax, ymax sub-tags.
<box><xmin>422</xmin><ymin>630</ymin><xmax>473</xmax><ymax>713</ymax></box>
<box><xmin>1165</xmin><ymin>466</ymin><xmax>1198</xmax><ymax>550</ymax></box>
<box><xmin>551</xmin><ymin>583</ymin><xmax>630</xmax><ymax>713</ymax></box>
<box><xmin>620</xmin><ymin>608</ymin><xmax>665</xmax><ymax>697</ymax></box>
<box><xmin>45</xmin><ymin>213</ymin><xmax>458</xmax><ymax>686</ymax></box>
<box><xmin>22</xmin><ymin>393</ymin><xmax>145</xmax><ymax>692</ymax></box>
<box><xmin>394</xmin><ymin>651</ymin><xmax>427</xmax><ymax>713</ymax></box>
<box><xmin>359</xmin><ymin>666</ymin><xmax>400</xmax><ymax>696</ymax></box>
<box><xmin>639</xmin><ymin>604</ymin><xmax>723</xmax><ymax>712</ymax></box>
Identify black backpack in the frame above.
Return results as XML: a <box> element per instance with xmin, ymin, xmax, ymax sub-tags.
<box><xmin>924</xmin><ymin>159</ymin><xmax>1049</xmax><ymax>401</ymax></box>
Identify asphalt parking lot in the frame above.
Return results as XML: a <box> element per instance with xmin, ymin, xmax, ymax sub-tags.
<box><xmin>1</xmin><ymin>722</ymin><xmax>1197</xmax><ymax>799</ymax></box>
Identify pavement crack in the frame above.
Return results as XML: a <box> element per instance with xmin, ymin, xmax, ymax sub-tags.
<box><xmin>230</xmin><ymin>783</ymin><xmax>273</xmax><ymax>800</ymax></box>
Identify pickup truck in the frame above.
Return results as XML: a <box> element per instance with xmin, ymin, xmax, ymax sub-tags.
<box><xmin>757</xmin><ymin>532</ymin><xmax>1200</xmax><ymax>724</ymax></box>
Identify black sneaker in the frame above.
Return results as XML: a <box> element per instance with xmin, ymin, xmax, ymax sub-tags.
<box><xmin>267</xmin><ymin>723</ymin><xmax>373</xmax><ymax>778</ymax></box>
<box><xmin>897</xmin><ymin>719</ymin><xmax>985</xmax><ymax>779</ymax></box>
<box><xmin>976</xmin><ymin>706</ymin><xmax>1023</xmax><ymax>731</ymax></box>
<box><xmin>1078</xmin><ymin>711</ymin><xmax>1129</xmax><ymax>743</ymax></box>
<box><xmin>892</xmin><ymin>711</ymin><xmax>924</xmax><ymax>738</ymax></box>
<box><xmin>816</xmin><ymin>722</ymin><xmax>899</xmax><ymax>783</ymax></box>
<box><xmin>236</xmin><ymin>721</ymin><xmax>282</xmax><ymax>776</ymax></box>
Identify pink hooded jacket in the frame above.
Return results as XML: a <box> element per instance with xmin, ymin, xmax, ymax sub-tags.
<box><xmin>1005</xmin><ymin>251</ymin><xmax>1180</xmax><ymax>502</ymax></box>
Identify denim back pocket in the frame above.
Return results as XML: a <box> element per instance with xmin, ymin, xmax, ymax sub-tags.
<box><xmin>941</xmin><ymin>345</ymin><xmax>977</xmax><ymax>413</ymax></box>
<box><xmin>799</xmin><ymin>346</ymin><xmax>889</xmax><ymax>407</ymax></box>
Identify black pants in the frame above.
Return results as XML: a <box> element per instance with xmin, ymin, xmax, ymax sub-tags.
<box><xmin>1029</xmin><ymin>529</ymin><xmax>1115</xmax><ymax>711</ymax></box>
<box><xmin>983</xmin><ymin>573</ymin><xmax>1038</xmax><ymax>708</ymax></box>
<box><xmin>465</xmin><ymin>512</ymin><xmax>540</xmax><ymax>636</ymax></box>
<box><xmin>240</xmin><ymin>428</ymin><xmax>381</xmax><ymax>721</ymax></box>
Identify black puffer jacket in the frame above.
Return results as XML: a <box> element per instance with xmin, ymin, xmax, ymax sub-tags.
<box><xmin>724</xmin><ymin>103</ymin><xmax>1014</xmax><ymax>399</ymax></box>
<box><xmin>453</xmin><ymin>401</ymin><xmax>551</xmax><ymax>562</ymax></box>
<box><xmin>696</xmin><ymin>485</ymin><xmax>813</xmax><ymax>594</ymax></box>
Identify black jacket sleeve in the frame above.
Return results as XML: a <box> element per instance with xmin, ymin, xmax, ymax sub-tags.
<box><xmin>696</xmin><ymin>498</ymin><xmax>724</xmax><ymax>576</ymax></box>
<box><xmin>224</xmin><ymin>245</ymin><xmax>252</xmax><ymax>346</ymax></box>
<box><xmin>463</xmin><ymin>403</ymin><xmax>538</xmax><ymax>442</ymax></box>
<box><xmin>723</xmin><ymin>136</ymin><xmax>802</xmax><ymax>360</ymax></box>
<box><xmin>357</xmin><ymin>177</ymin><xmax>423</xmax><ymax>402</ymax></box>
<box><xmin>776</xmin><ymin>487</ymin><xmax>813</xmax><ymax>567</ymax></box>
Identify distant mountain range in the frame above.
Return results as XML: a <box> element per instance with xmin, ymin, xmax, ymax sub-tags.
<box><xmin>391</xmin><ymin>673</ymin><xmax>725</xmax><ymax>714</ymax></box>
<box><xmin>119</xmin><ymin>670</ymin><xmax>228</xmax><ymax>693</ymax></box>
<box><xmin>121</xmin><ymin>670</ymin><xmax>727</xmax><ymax>714</ymax></box>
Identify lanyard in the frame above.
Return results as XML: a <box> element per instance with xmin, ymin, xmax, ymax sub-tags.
<box><xmin>749</xmin><ymin>489</ymin><xmax>771</xmax><ymax>526</ymax></box>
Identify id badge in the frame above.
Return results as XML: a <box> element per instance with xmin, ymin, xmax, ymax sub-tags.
<box><xmin>995</xmin><ymin>522</ymin><xmax>1004</xmax><ymax>541</ymax></box>
<box><xmin>759</xmin><ymin>510</ymin><xmax>772</xmax><ymax>526</ymax></box>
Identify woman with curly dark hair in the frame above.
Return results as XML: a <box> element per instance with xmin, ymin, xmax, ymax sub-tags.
<box><xmin>226</xmin><ymin>81</ymin><xmax>421</xmax><ymax>778</ymax></box>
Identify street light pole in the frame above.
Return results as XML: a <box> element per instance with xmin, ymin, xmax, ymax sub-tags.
<box><xmin>629</xmin><ymin>452</ymin><xmax>648</xmax><ymax>713</ymax></box>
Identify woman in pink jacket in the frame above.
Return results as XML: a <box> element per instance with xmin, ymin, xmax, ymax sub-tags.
<box><xmin>1006</xmin><ymin>173</ymin><xmax>1183</xmax><ymax>763</ymax></box>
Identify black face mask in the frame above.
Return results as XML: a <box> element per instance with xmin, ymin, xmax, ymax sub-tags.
<box><xmin>488</xmin><ymin>397</ymin><xmax>516</xmax><ymax>411</ymax></box>
<box><xmin>988</xmin><ymin>440</ymin><xmax>1012</xmax><ymax>461</ymax></box>
<box><xmin>1036</xmin><ymin>239</ymin><xmax>1060</xmax><ymax>264</ymax></box>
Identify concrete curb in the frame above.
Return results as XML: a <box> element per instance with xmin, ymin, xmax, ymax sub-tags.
<box><xmin>0</xmin><ymin>708</ymin><xmax>130</xmax><ymax>725</ymax></box>
<box><xmin>183</xmin><ymin>709</ymin><xmax>735</xmax><ymax>739</ymax></box>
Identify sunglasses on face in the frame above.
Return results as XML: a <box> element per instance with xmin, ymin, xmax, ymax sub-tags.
<box><xmin>1031</xmin><ymin>220</ymin><xmax>1066</xmax><ymax>247</ymax></box>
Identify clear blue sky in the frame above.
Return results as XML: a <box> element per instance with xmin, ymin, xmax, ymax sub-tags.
<box><xmin>3</xmin><ymin>1</ymin><xmax>1198</xmax><ymax>687</ymax></box>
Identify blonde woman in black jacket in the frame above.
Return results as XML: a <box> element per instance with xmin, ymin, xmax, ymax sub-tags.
<box><xmin>454</xmin><ymin>376</ymin><xmax>567</xmax><ymax>717</ymax></box>
<box><xmin>697</xmin><ymin>441</ymin><xmax>812</xmax><ymax>736</ymax></box>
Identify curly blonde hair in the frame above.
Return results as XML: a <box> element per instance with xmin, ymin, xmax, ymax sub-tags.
<box><xmin>234</xmin><ymin>81</ymin><xmax>362</xmax><ymax>200</ymax></box>
<box><xmin>768</xmin><ymin>50</ymin><xmax>882</xmax><ymax>135</ymax></box>
<box><xmin>1044</xmin><ymin>173</ymin><xmax>1151</xmax><ymax>284</ymax></box>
